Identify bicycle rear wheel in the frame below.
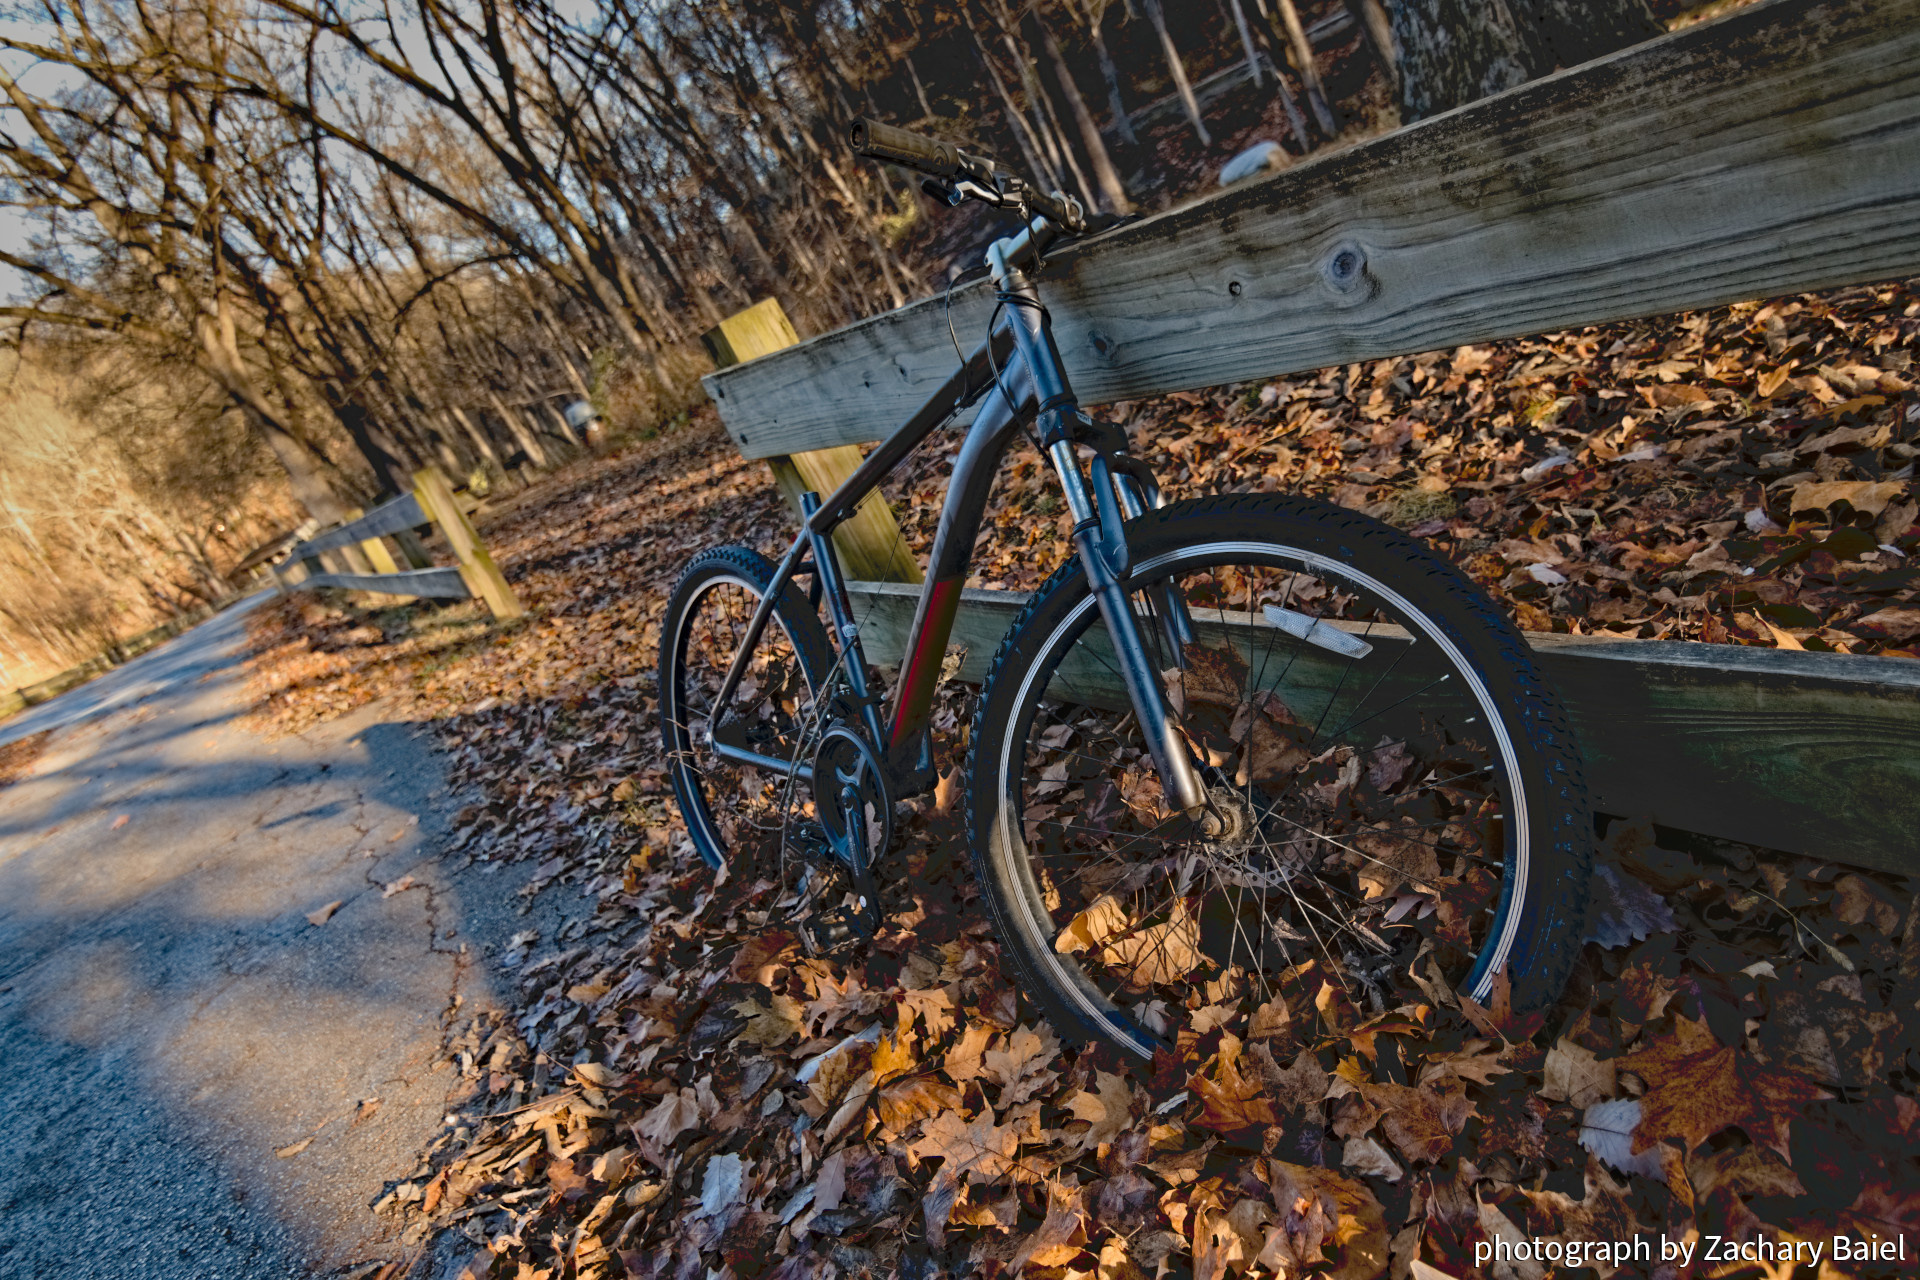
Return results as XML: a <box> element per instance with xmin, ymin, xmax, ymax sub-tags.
<box><xmin>659</xmin><ymin>545</ymin><xmax>834</xmax><ymax>881</ymax></box>
<box><xmin>967</xmin><ymin>494</ymin><xmax>1590</xmax><ymax>1056</ymax></box>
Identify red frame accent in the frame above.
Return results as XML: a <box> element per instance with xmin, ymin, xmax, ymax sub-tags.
<box><xmin>888</xmin><ymin>575</ymin><xmax>964</xmax><ymax>749</ymax></box>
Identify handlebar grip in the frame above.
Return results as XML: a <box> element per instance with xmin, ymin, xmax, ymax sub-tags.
<box><xmin>849</xmin><ymin>117</ymin><xmax>960</xmax><ymax>178</ymax></box>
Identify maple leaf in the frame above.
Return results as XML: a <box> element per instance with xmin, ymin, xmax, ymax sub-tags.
<box><xmin>1618</xmin><ymin>1013</ymin><xmax>1828</xmax><ymax>1158</ymax></box>
<box><xmin>633</xmin><ymin>1087</ymin><xmax>702</xmax><ymax>1147</ymax></box>
<box><xmin>1541</xmin><ymin>1035</ymin><xmax>1616</xmax><ymax>1108</ymax></box>
<box><xmin>909</xmin><ymin>1108</ymin><xmax>1023</xmax><ymax>1245</ymax></box>
<box><xmin>1191</xmin><ymin>1033</ymin><xmax>1279</xmax><ymax>1140</ymax></box>
<box><xmin>1066</xmin><ymin>1070</ymin><xmax>1133</xmax><ymax>1150</ymax></box>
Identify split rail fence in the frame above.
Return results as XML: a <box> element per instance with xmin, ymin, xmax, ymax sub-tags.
<box><xmin>703</xmin><ymin>0</ymin><xmax>1920</xmax><ymax>875</ymax></box>
<box><xmin>274</xmin><ymin>465</ymin><xmax>523</xmax><ymax>619</ymax></box>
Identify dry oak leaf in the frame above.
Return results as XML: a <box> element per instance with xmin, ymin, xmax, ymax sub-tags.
<box><xmin>1192</xmin><ymin>1032</ymin><xmax>1280</xmax><ymax>1139</ymax></box>
<box><xmin>1055</xmin><ymin>893</ymin><xmax>1129</xmax><ymax>955</ymax></box>
<box><xmin>908</xmin><ymin>1107</ymin><xmax>1022</xmax><ymax>1184</ymax></box>
<box><xmin>870</xmin><ymin>1029</ymin><xmax>918</xmax><ymax>1088</ymax></box>
<box><xmin>1417</xmin><ymin>1039</ymin><xmax>1511</xmax><ymax>1088</ymax></box>
<box><xmin>728</xmin><ymin>928</ymin><xmax>796</xmax><ymax>983</ymax></box>
<box><xmin>1247</xmin><ymin>1038</ymin><xmax>1327</xmax><ymax>1116</ymax></box>
<box><xmin>730</xmin><ymin>994</ymin><xmax>804</xmax><ymax>1048</ymax></box>
<box><xmin>1102</xmin><ymin>902</ymin><xmax>1205</xmax><ymax>989</ymax></box>
<box><xmin>634</xmin><ymin>1087</ymin><xmax>702</xmax><ymax>1146</ymax></box>
<box><xmin>981</xmin><ymin>1023</ymin><xmax>1061</xmax><ymax>1105</ymax></box>
<box><xmin>1258</xmin><ymin>1161</ymin><xmax>1390</xmax><ymax>1280</ymax></box>
<box><xmin>1067</xmin><ymin>1070</ymin><xmax>1135</xmax><ymax>1150</ymax></box>
<box><xmin>897</xmin><ymin>984</ymin><xmax>957</xmax><ymax>1040</ymax></box>
<box><xmin>1327</xmin><ymin>1057</ymin><xmax>1469</xmax><ymax>1164</ymax></box>
<box><xmin>1618</xmin><ymin>1013</ymin><xmax>1828</xmax><ymax>1159</ymax></box>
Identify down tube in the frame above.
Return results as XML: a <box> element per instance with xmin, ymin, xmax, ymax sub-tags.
<box><xmin>886</xmin><ymin>364</ymin><xmax>1035</xmax><ymax>757</ymax></box>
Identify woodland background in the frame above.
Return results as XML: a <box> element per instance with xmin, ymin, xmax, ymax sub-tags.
<box><xmin>2</xmin><ymin>0</ymin><xmax>1706</xmax><ymax>688</ymax></box>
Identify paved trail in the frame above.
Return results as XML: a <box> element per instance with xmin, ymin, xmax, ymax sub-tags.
<box><xmin>0</xmin><ymin>598</ymin><xmax>571</xmax><ymax>1279</ymax></box>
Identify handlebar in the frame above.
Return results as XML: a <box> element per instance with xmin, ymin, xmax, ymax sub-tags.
<box><xmin>850</xmin><ymin>116</ymin><xmax>1085</xmax><ymax>235</ymax></box>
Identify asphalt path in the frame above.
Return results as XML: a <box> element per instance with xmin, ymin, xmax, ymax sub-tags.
<box><xmin>0</xmin><ymin>597</ymin><xmax>573</xmax><ymax>1278</ymax></box>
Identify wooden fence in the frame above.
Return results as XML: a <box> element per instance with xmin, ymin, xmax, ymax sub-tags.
<box><xmin>275</xmin><ymin>466</ymin><xmax>523</xmax><ymax>619</ymax></box>
<box><xmin>702</xmin><ymin>0</ymin><xmax>1920</xmax><ymax>872</ymax></box>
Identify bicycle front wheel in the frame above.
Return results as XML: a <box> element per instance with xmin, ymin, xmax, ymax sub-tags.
<box><xmin>967</xmin><ymin>493</ymin><xmax>1590</xmax><ymax>1056</ymax></box>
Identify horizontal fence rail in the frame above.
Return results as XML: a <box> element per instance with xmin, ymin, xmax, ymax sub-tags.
<box><xmin>293</xmin><ymin>493</ymin><xmax>430</xmax><ymax>557</ymax></box>
<box><xmin>844</xmin><ymin>582</ymin><xmax>1920</xmax><ymax>873</ymax></box>
<box><xmin>277</xmin><ymin>467</ymin><xmax>522</xmax><ymax>619</ymax></box>
<box><xmin>704</xmin><ymin>0</ymin><xmax>1920</xmax><ymax>459</ymax></box>
<box><xmin>291</xmin><ymin>566</ymin><xmax>472</xmax><ymax>599</ymax></box>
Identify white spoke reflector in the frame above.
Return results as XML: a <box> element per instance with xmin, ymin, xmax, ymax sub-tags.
<box><xmin>1262</xmin><ymin>604</ymin><xmax>1375</xmax><ymax>659</ymax></box>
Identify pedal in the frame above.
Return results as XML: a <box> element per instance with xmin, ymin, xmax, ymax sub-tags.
<box><xmin>799</xmin><ymin>904</ymin><xmax>874</xmax><ymax>956</ymax></box>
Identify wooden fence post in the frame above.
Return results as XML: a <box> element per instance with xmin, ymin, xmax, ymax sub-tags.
<box><xmin>412</xmin><ymin>466</ymin><xmax>524</xmax><ymax>619</ymax></box>
<box><xmin>702</xmin><ymin>298</ymin><xmax>922</xmax><ymax>585</ymax></box>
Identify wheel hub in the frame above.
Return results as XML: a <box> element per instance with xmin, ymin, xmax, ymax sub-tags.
<box><xmin>1196</xmin><ymin>785</ymin><xmax>1300</xmax><ymax>889</ymax></box>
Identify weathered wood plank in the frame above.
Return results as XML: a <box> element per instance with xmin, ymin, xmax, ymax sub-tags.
<box><xmin>294</xmin><ymin>566</ymin><xmax>472</xmax><ymax>600</ymax></box>
<box><xmin>706</xmin><ymin>0</ymin><xmax>1920</xmax><ymax>460</ymax></box>
<box><xmin>293</xmin><ymin>493</ymin><xmax>428</xmax><ymax>558</ymax></box>
<box><xmin>843</xmin><ymin>582</ymin><xmax>1920</xmax><ymax>874</ymax></box>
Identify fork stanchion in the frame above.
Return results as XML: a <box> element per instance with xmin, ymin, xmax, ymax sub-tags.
<box><xmin>702</xmin><ymin>299</ymin><xmax>922</xmax><ymax>585</ymax></box>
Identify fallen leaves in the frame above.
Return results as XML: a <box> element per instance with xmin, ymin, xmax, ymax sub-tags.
<box><xmin>1619</xmin><ymin>1013</ymin><xmax>1829</xmax><ymax>1159</ymax></box>
<box><xmin>305</xmin><ymin>899</ymin><xmax>343</xmax><ymax>926</ymax></box>
<box><xmin>224</xmin><ymin>276</ymin><xmax>1920</xmax><ymax>1280</ymax></box>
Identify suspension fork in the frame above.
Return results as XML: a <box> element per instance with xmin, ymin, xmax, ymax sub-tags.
<box><xmin>988</xmin><ymin>241</ymin><xmax>1213</xmax><ymax>827</ymax></box>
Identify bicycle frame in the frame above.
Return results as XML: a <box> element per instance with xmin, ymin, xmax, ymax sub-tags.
<box><xmin>707</xmin><ymin>217</ymin><xmax>1212</xmax><ymax>826</ymax></box>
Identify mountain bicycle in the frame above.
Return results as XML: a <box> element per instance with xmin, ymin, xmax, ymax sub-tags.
<box><xmin>659</xmin><ymin>118</ymin><xmax>1591</xmax><ymax>1058</ymax></box>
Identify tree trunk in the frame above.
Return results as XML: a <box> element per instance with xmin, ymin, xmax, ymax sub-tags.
<box><xmin>1391</xmin><ymin>0</ymin><xmax>1661</xmax><ymax>123</ymax></box>
<box><xmin>1040</xmin><ymin>19</ymin><xmax>1133</xmax><ymax>213</ymax></box>
<box><xmin>1347</xmin><ymin>0</ymin><xmax>1400</xmax><ymax>91</ymax></box>
<box><xmin>971</xmin><ymin>26</ymin><xmax>1063</xmax><ymax>193</ymax></box>
<box><xmin>1271</xmin><ymin>0</ymin><xmax>1338</xmax><ymax>135</ymax></box>
<box><xmin>1089</xmin><ymin>15</ymin><xmax>1138</xmax><ymax>147</ymax></box>
<box><xmin>1141</xmin><ymin>0</ymin><xmax>1210</xmax><ymax>146</ymax></box>
<box><xmin>1228</xmin><ymin>0</ymin><xmax>1265</xmax><ymax>86</ymax></box>
<box><xmin>1275</xmin><ymin>69</ymin><xmax>1312</xmax><ymax>152</ymax></box>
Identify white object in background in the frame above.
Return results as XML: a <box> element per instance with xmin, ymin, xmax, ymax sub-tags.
<box><xmin>1221</xmin><ymin>140</ymin><xmax>1286</xmax><ymax>185</ymax></box>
